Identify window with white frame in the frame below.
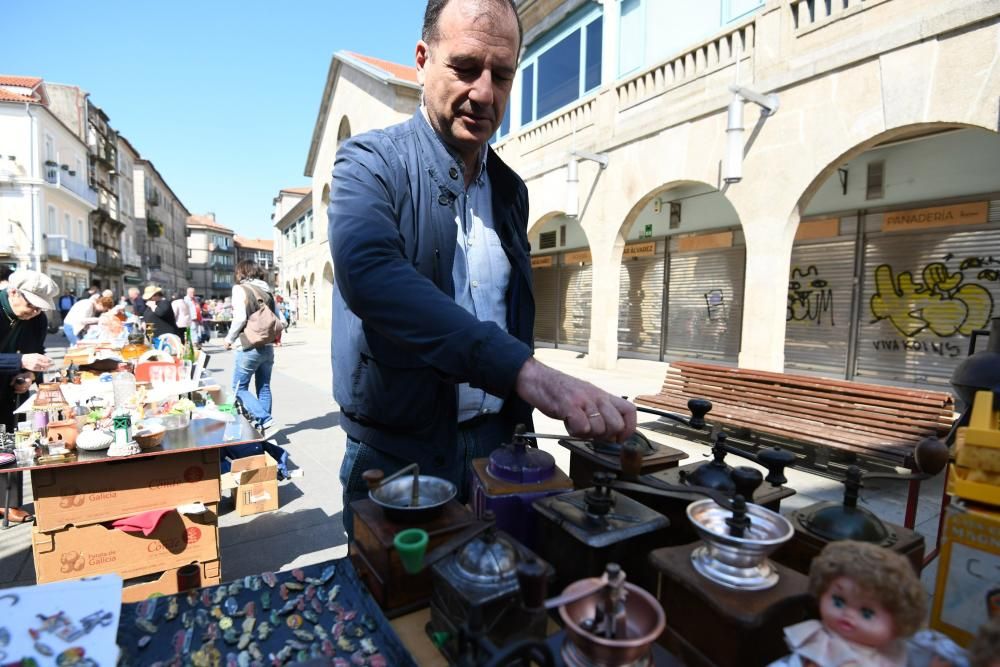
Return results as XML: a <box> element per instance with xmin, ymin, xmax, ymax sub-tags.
<box><xmin>619</xmin><ymin>0</ymin><xmax>644</xmax><ymax>76</ymax></box>
<box><xmin>48</xmin><ymin>206</ymin><xmax>57</xmax><ymax>234</ymax></box>
<box><xmin>63</xmin><ymin>213</ymin><xmax>71</xmax><ymax>238</ymax></box>
<box><xmin>520</xmin><ymin>8</ymin><xmax>603</xmax><ymax>126</ymax></box>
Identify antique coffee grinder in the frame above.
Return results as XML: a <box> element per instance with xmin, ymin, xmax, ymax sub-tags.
<box><xmin>643</xmin><ymin>489</ymin><xmax>808</xmax><ymax>666</ymax></box>
<box><xmin>447</xmin><ymin>562</ymin><xmax>670</xmax><ymax>667</ymax></box>
<box><xmin>469</xmin><ymin>425</ymin><xmax>574</xmax><ymax>548</ymax></box>
<box><xmin>427</xmin><ymin>511</ymin><xmax>554</xmax><ymax>663</ymax></box>
<box><xmin>775</xmin><ymin>436</ymin><xmax>949</xmax><ymax>574</ymax></box>
<box><xmin>532</xmin><ymin>472</ymin><xmax>670</xmax><ymax>592</ymax></box>
<box><xmin>350</xmin><ymin>464</ymin><xmax>477</xmax><ymax>617</ymax></box>
<box><xmin>614</xmin><ymin>400</ymin><xmax>797</xmax><ymax>545</ymax></box>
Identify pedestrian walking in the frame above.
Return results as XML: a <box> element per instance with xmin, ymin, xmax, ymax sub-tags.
<box><xmin>223</xmin><ymin>260</ymin><xmax>283</xmax><ymax>433</ymax></box>
<box><xmin>57</xmin><ymin>290</ymin><xmax>75</xmax><ymax>329</ymax></box>
<box><xmin>128</xmin><ymin>286</ymin><xmax>146</xmax><ymax>317</ymax></box>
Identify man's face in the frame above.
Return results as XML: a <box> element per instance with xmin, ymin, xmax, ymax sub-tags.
<box><xmin>416</xmin><ymin>0</ymin><xmax>518</xmax><ymax>166</ymax></box>
<box><xmin>8</xmin><ymin>289</ymin><xmax>43</xmax><ymax>320</ymax></box>
<box><xmin>186</xmin><ymin>288</ymin><xmax>195</xmax><ymax>298</ymax></box>
<box><xmin>128</xmin><ymin>288</ymin><xmax>139</xmax><ymax>299</ymax></box>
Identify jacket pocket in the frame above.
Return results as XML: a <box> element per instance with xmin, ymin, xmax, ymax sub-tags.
<box><xmin>350</xmin><ymin>354</ymin><xmax>447</xmax><ymax>432</ymax></box>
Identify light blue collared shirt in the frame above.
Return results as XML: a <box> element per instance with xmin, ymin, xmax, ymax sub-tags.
<box><xmin>452</xmin><ymin>146</ymin><xmax>512</xmax><ymax>422</ymax></box>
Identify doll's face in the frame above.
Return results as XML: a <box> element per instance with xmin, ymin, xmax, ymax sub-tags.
<box><xmin>819</xmin><ymin>576</ymin><xmax>896</xmax><ymax>649</ymax></box>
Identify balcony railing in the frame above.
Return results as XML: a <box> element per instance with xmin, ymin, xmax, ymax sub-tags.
<box><xmin>43</xmin><ymin>166</ymin><xmax>98</xmax><ymax>206</ymax></box>
<box><xmin>211</xmin><ymin>281</ymin><xmax>233</xmax><ymax>291</ymax></box>
<box><xmin>96</xmin><ymin>251</ymin><xmax>123</xmax><ymax>273</ymax></box>
<box><xmin>124</xmin><ymin>250</ymin><xmax>142</xmax><ymax>268</ymax></box>
<box><xmin>46</xmin><ymin>237</ymin><xmax>97</xmax><ymax>266</ymax></box>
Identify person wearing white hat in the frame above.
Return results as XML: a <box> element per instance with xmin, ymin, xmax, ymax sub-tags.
<box><xmin>2</xmin><ymin>269</ymin><xmax>58</xmax><ymax>524</ymax></box>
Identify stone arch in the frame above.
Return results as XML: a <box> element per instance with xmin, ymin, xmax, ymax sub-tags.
<box><xmin>309</xmin><ymin>273</ymin><xmax>316</xmax><ymax>323</ymax></box>
<box><xmin>337</xmin><ymin>116</ymin><xmax>351</xmax><ymax>146</ymax></box>
<box><xmin>322</xmin><ymin>183</ymin><xmax>331</xmax><ymax>207</ymax></box>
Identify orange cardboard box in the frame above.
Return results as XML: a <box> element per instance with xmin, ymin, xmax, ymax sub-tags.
<box><xmin>221</xmin><ymin>453</ymin><xmax>279</xmax><ymax>516</ymax></box>
<box><xmin>121</xmin><ymin>560</ymin><xmax>221</xmax><ymax>603</ymax></box>
<box><xmin>32</xmin><ymin>503</ymin><xmax>220</xmax><ymax>584</ymax></box>
<box><xmin>31</xmin><ymin>449</ymin><xmax>221</xmax><ymax>531</ymax></box>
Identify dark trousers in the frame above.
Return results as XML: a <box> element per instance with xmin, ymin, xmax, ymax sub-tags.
<box><xmin>339</xmin><ymin>414</ymin><xmax>509</xmax><ymax>540</ymax></box>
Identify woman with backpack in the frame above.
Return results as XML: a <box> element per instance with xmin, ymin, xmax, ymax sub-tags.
<box><xmin>223</xmin><ymin>260</ymin><xmax>283</xmax><ymax>433</ymax></box>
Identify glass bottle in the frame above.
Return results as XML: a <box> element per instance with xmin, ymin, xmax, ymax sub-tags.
<box><xmin>121</xmin><ymin>321</ymin><xmax>150</xmax><ymax>363</ymax></box>
<box><xmin>184</xmin><ymin>326</ymin><xmax>197</xmax><ymax>364</ymax></box>
<box><xmin>112</xmin><ymin>364</ymin><xmax>137</xmax><ymax>412</ymax></box>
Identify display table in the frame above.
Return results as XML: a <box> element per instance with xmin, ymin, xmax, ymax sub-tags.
<box><xmin>1</xmin><ymin>416</ymin><xmax>261</xmax><ymax>597</ymax></box>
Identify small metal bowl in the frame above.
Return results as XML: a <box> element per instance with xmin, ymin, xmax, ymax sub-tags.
<box><xmin>369</xmin><ymin>475</ymin><xmax>456</xmax><ymax>523</ymax></box>
<box><xmin>687</xmin><ymin>498</ymin><xmax>794</xmax><ymax>590</ymax></box>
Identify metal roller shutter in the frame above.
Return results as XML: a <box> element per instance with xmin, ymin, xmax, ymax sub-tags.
<box><xmin>532</xmin><ymin>264</ymin><xmax>559</xmax><ymax>345</ymax></box>
<box><xmin>618</xmin><ymin>250</ymin><xmax>665</xmax><ymax>357</ymax></box>
<box><xmin>784</xmin><ymin>238</ymin><xmax>856</xmax><ymax>375</ymax></box>
<box><xmin>558</xmin><ymin>260</ymin><xmax>592</xmax><ymax>350</ymax></box>
<box><xmin>855</xmin><ymin>209</ymin><xmax>1000</xmax><ymax>387</ymax></box>
<box><xmin>665</xmin><ymin>245</ymin><xmax>745</xmax><ymax>361</ymax></box>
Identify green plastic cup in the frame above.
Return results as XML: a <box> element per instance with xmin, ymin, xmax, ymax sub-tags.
<box><xmin>394</xmin><ymin>528</ymin><xmax>429</xmax><ymax>574</ymax></box>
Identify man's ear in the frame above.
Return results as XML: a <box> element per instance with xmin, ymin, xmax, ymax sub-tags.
<box><xmin>415</xmin><ymin>40</ymin><xmax>430</xmax><ymax>86</ymax></box>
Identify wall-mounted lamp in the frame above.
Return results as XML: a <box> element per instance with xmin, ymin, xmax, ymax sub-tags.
<box><xmin>724</xmin><ymin>84</ymin><xmax>779</xmax><ymax>185</ymax></box>
<box><xmin>565</xmin><ymin>150</ymin><xmax>609</xmax><ymax>218</ymax></box>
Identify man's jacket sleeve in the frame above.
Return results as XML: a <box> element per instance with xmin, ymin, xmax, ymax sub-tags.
<box><xmin>329</xmin><ymin>136</ymin><xmax>531</xmax><ymax>400</ymax></box>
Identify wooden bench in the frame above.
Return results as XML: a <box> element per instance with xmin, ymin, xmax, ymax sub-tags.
<box><xmin>635</xmin><ymin>360</ymin><xmax>956</xmax><ymax>528</ymax></box>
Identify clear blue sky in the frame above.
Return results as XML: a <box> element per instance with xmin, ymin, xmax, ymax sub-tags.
<box><xmin>2</xmin><ymin>1</ymin><xmax>427</xmax><ymax>239</ymax></box>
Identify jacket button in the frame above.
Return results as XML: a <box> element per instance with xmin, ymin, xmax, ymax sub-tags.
<box><xmin>433</xmin><ymin>456</ymin><xmax>446</xmax><ymax>467</ymax></box>
<box><xmin>438</xmin><ymin>194</ymin><xmax>450</xmax><ymax>206</ymax></box>
<box><xmin>448</xmin><ymin>167</ymin><xmax>459</xmax><ymax>180</ymax></box>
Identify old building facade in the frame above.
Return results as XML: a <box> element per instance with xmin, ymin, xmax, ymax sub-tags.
<box><xmin>234</xmin><ymin>236</ymin><xmax>277</xmax><ymax>287</ymax></box>
<box><xmin>134</xmin><ymin>159</ymin><xmax>189</xmax><ymax>295</ymax></box>
<box><xmin>272</xmin><ymin>188</ymin><xmax>323</xmax><ymax>325</ymax></box>
<box><xmin>303</xmin><ymin>0</ymin><xmax>1000</xmax><ymax>390</ymax></box>
<box><xmin>0</xmin><ymin>76</ymin><xmax>97</xmax><ymax>300</ymax></box>
<box><xmin>299</xmin><ymin>52</ymin><xmax>421</xmax><ymax>329</ymax></box>
<box><xmin>187</xmin><ymin>214</ymin><xmax>235</xmax><ymax>299</ymax></box>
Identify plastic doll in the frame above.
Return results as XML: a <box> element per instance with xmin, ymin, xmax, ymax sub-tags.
<box><xmin>770</xmin><ymin>541</ymin><xmax>927</xmax><ymax>667</ymax></box>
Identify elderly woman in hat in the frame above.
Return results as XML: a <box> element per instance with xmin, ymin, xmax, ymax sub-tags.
<box><xmin>141</xmin><ymin>285</ymin><xmax>181</xmax><ymax>340</ymax></box>
<box><xmin>1</xmin><ymin>269</ymin><xmax>57</xmax><ymax>524</ymax></box>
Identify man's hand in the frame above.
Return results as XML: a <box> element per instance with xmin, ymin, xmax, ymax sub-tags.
<box><xmin>10</xmin><ymin>372</ymin><xmax>35</xmax><ymax>394</ymax></box>
<box><xmin>20</xmin><ymin>354</ymin><xmax>52</xmax><ymax>372</ymax></box>
<box><xmin>515</xmin><ymin>357</ymin><xmax>637</xmax><ymax>442</ymax></box>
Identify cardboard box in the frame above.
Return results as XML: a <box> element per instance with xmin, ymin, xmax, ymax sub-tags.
<box><xmin>930</xmin><ymin>504</ymin><xmax>1000</xmax><ymax>646</ymax></box>
<box><xmin>31</xmin><ymin>449</ymin><xmax>221</xmax><ymax>531</ymax></box>
<box><xmin>32</xmin><ymin>503</ymin><xmax>220</xmax><ymax>584</ymax></box>
<box><xmin>121</xmin><ymin>559</ymin><xmax>221</xmax><ymax>603</ymax></box>
<box><xmin>221</xmin><ymin>453</ymin><xmax>279</xmax><ymax>516</ymax></box>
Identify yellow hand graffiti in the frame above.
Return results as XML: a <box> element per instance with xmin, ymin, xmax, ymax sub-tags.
<box><xmin>922</xmin><ymin>263</ymin><xmax>963</xmax><ymax>294</ymax></box>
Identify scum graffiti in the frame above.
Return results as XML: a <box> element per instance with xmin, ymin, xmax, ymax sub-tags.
<box><xmin>787</xmin><ymin>265</ymin><xmax>835</xmax><ymax>326</ymax></box>
<box><xmin>869</xmin><ymin>261</ymin><xmax>994</xmax><ymax>338</ymax></box>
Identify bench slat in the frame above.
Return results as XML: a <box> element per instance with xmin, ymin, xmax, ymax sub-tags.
<box><xmin>661</xmin><ymin>375</ymin><xmax>951</xmax><ymax>436</ymax></box>
<box><xmin>670</xmin><ymin>361</ymin><xmax>954</xmax><ymax>408</ymax></box>
<box><xmin>637</xmin><ymin>394</ymin><xmax>912</xmax><ymax>462</ymax></box>
<box><xmin>663</xmin><ymin>364</ymin><xmax>953</xmax><ymax>421</ymax></box>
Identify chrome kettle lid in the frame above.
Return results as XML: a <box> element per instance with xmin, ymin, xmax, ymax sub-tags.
<box><xmin>455</xmin><ymin>529</ymin><xmax>519</xmax><ymax>583</ymax></box>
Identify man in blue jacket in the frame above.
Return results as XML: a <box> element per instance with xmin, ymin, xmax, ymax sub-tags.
<box><xmin>329</xmin><ymin>0</ymin><xmax>636</xmax><ymax>535</ymax></box>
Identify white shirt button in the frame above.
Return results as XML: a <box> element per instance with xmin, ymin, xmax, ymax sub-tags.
<box><xmin>472</xmin><ymin>280</ymin><xmax>479</xmax><ymax>288</ymax></box>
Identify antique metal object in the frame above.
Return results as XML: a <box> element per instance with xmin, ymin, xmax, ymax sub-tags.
<box><xmin>557</xmin><ymin>564</ymin><xmax>665</xmax><ymax>667</ymax></box>
<box><xmin>427</xmin><ymin>515</ymin><xmax>552</xmax><ymax>662</ymax></box>
<box><xmin>686</xmin><ymin>498</ymin><xmax>794</xmax><ymax>590</ymax></box>
<box><xmin>532</xmin><ymin>473</ymin><xmax>669</xmax><ymax>592</ymax></box>
<box><xmin>470</xmin><ymin>426</ymin><xmax>573</xmax><ymax>548</ymax></box>
<box><xmin>349</xmin><ymin>498</ymin><xmax>475</xmax><ymax>617</ymax></box>
<box><xmin>364</xmin><ymin>467</ymin><xmax>456</xmax><ymax>523</ymax></box>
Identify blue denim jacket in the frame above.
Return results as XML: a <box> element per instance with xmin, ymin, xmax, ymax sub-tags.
<box><xmin>328</xmin><ymin>111</ymin><xmax>535</xmax><ymax>471</ymax></box>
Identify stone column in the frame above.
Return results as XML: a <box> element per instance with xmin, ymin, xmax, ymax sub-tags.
<box><xmin>584</xmin><ymin>225</ymin><xmax>622</xmax><ymax>371</ymax></box>
<box><xmin>737</xmin><ymin>213</ymin><xmax>797</xmax><ymax>372</ymax></box>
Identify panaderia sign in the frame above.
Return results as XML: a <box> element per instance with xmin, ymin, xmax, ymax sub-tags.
<box><xmin>882</xmin><ymin>202</ymin><xmax>988</xmax><ymax>232</ymax></box>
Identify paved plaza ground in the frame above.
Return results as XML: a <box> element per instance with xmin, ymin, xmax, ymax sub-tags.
<box><xmin>0</xmin><ymin>325</ymin><xmax>947</xmax><ymax>595</ymax></box>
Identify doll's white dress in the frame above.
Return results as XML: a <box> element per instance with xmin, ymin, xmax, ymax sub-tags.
<box><xmin>768</xmin><ymin>620</ymin><xmax>907</xmax><ymax>667</ymax></box>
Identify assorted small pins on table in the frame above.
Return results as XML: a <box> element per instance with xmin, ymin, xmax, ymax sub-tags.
<box><xmin>118</xmin><ymin>561</ymin><xmax>414</xmax><ymax>667</ymax></box>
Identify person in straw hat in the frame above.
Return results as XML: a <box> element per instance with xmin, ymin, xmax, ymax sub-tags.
<box><xmin>141</xmin><ymin>284</ymin><xmax>180</xmax><ymax>339</ymax></box>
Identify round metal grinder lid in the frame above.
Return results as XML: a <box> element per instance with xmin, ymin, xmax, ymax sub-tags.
<box><xmin>455</xmin><ymin>531</ymin><xmax>519</xmax><ymax>583</ymax></box>
<box><xmin>488</xmin><ymin>440</ymin><xmax>556</xmax><ymax>484</ymax></box>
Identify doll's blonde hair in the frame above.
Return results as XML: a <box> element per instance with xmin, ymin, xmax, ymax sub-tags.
<box><xmin>808</xmin><ymin>541</ymin><xmax>926</xmax><ymax>638</ymax></box>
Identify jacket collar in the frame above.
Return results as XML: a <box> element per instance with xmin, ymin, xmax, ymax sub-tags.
<box><xmin>413</xmin><ymin>110</ymin><xmax>490</xmax><ymax>191</ymax></box>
